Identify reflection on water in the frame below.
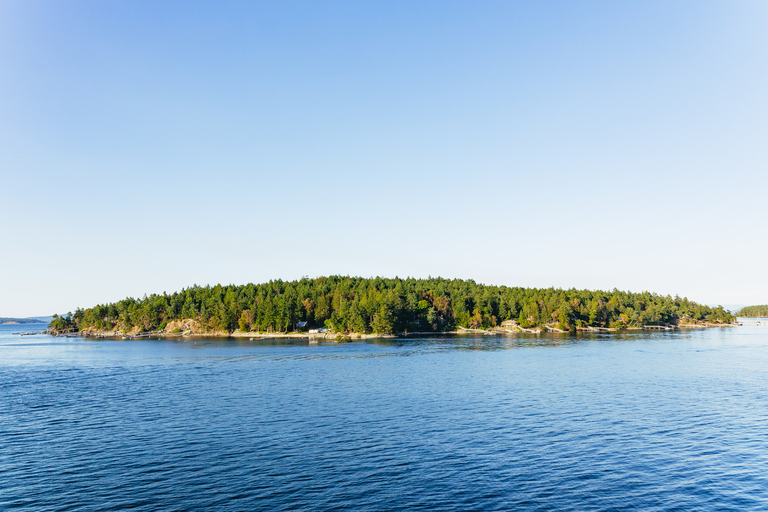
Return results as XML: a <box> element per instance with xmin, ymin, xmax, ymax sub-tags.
<box><xmin>2</xmin><ymin>323</ymin><xmax>767</xmax><ymax>511</ymax></box>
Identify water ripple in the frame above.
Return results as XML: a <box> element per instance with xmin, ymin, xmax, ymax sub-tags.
<box><xmin>3</xmin><ymin>327</ymin><xmax>768</xmax><ymax>510</ymax></box>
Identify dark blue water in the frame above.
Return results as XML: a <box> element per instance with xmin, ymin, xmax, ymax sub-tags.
<box><xmin>2</xmin><ymin>323</ymin><xmax>768</xmax><ymax>511</ymax></box>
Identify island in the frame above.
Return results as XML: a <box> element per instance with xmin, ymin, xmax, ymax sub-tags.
<box><xmin>1</xmin><ymin>317</ymin><xmax>50</xmax><ymax>325</ymax></box>
<box><xmin>47</xmin><ymin>276</ymin><xmax>737</xmax><ymax>338</ymax></box>
<box><xmin>735</xmin><ymin>305</ymin><xmax>768</xmax><ymax>318</ymax></box>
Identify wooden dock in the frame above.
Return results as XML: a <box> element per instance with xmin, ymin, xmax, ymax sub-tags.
<box><xmin>499</xmin><ymin>326</ymin><xmax>540</xmax><ymax>333</ymax></box>
<box><xmin>643</xmin><ymin>325</ymin><xmax>673</xmax><ymax>330</ymax></box>
<box><xmin>458</xmin><ymin>326</ymin><xmax>494</xmax><ymax>335</ymax></box>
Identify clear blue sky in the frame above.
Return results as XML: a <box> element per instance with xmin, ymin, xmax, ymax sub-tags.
<box><xmin>2</xmin><ymin>0</ymin><xmax>767</xmax><ymax>317</ymax></box>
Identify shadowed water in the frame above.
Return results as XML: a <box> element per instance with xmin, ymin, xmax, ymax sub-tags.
<box><xmin>2</xmin><ymin>323</ymin><xmax>768</xmax><ymax>510</ymax></box>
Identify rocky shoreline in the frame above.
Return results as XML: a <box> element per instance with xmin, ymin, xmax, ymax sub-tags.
<box><xmin>52</xmin><ymin>318</ymin><xmax>739</xmax><ymax>341</ymax></box>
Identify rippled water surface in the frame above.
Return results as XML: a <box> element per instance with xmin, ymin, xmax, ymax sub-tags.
<box><xmin>3</xmin><ymin>323</ymin><xmax>768</xmax><ymax>511</ymax></box>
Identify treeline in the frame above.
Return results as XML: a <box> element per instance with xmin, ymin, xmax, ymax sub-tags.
<box><xmin>0</xmin><ymin>317</ymin><xmax>46</xmax><ymax>325</ymax></box>
<box><xmin>48</xmin><ymin>276</ymin><xmax>735</xmax><ymax>334</ymax></box>
<box><xmin>735</xmin><ymin>305</ymin><xmax>768</xmax><ymax>318</ymax></box>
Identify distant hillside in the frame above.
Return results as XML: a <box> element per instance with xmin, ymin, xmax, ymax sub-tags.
<box><xmin>735</xmin><ymin>305</ymin><xmax>768</xmax><ymax>318</ymax></box>
<box><xmin>0</xmin><ymin>317</ymin><xmax>51</xmax><ymax>325</ymax></box>
<box><xmin>713</xmin><ymin>304</ymin><xmax>747</xmax><ymax>314</ymax></box>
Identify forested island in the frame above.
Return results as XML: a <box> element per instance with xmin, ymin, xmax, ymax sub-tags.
<box><xmin>47</xmin><ymin>276</ymin><xmax>736</xmax><ymax>336</ymax></box>
<box><xmin>735</xmin><ymin>305</ymin><xmax>768</xmax><ymax>318</ymax></box>
<box><xmin>1</xmin><ymin>317</ymin><xmax>49</xmax><ymax>325</ymax></box>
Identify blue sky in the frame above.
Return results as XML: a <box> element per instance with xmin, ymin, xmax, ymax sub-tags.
<box><xmin>2</xmin><ymin>0</ymin><xmax>767</xmax><ymax>316</ymax></box>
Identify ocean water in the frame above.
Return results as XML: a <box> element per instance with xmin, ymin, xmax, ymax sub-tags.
<box><xmin>2</xmin><ymin>322</ymin><xmax>768</xmax><ymax>511</ymax></box>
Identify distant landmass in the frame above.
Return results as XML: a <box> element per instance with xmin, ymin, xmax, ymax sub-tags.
<box><xmin>713</xmin><ymin>304</ymin><xmax>748</xmax><ymax>313</ymax></box>
<box><xmin>48</xmin><ymin>276</ymin><xmax>735</xmax><ymax>335</ymax></box>
<box><xmin>0</xmin><ymin>316</ymin><xmax>53</xmax><ymax>325</ymax></box>
<box><xmin>734</xmin><ymin>305</ymin><xmax>768</xmax><ymax>318</ymax></box>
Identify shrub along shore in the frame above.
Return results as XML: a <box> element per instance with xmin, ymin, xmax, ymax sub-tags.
<box><xmin>48</xmin><ymin>276</ymin><xmax>736</xmax><ymax>337</ymax></box>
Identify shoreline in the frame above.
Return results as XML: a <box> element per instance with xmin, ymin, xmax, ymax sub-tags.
<box><xmin>53</xmin><ymin>321</ymin><xmax>740</xmax><ymax>340</ymax></box>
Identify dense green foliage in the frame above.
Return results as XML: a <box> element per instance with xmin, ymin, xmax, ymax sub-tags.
<box><xmin>49</xmin><ymin>276</ymin><xmax>735</xmax><ymax>334</ymax></box>
<box><xmin>49</xmin><ymin>313</ymin><xmax>76</xmax><ymax>331</ymax></box>
<box><xmin>735</xmin><ymin>305</ymin><xmax>768</xmax><ymax>318</ymax></box>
